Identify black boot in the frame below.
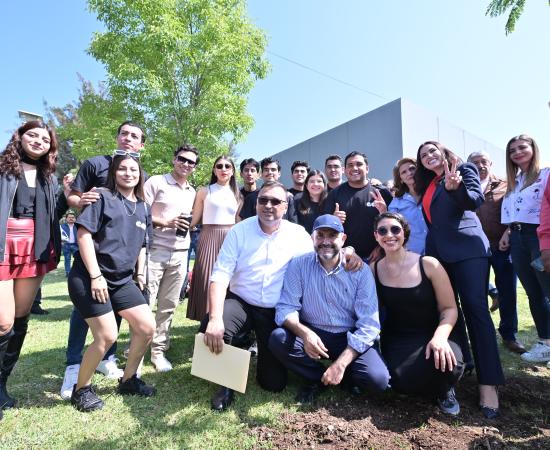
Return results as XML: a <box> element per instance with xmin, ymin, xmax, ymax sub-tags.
<box><xmin>0</xmin><ymin>328</ymin><xmax>14</xmax><ymax>414</ymax></box>
<box><xmin>0</xmin><ymin>315</ymin><xmax>30</xmax><ymax>409</ymax></box>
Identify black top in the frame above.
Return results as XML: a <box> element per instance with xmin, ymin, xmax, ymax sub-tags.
<box><xmin>240</xmin><ymin>186</ymin><xmax>256</xmax><ymax>199</ymax></box>
<box><xmin>323</xmin><ymin>182</ymin><xmax>392</xmax><ymax>259</ymax></box>
<box><xmin>72</xmin><ymin>155</ymin><xmax>148</xmax><ymax>193</ymax></box>
<box><xmin>238</xmin><ymin>189</ymin><xmax>298</xmax><ymax>223</ymax></box>
<box><xmin>74</xmin><ymin>189</ymin><xmax>152</xmax><ymax>287</ymax></box>
<box><xmin>374</xmin><ymin>257</ymin><xmax>439</xmax><ymax>338</ymax></box>
<box><xmin>11</xmin><ymin>175</ymin><xmax>36</xmax><ymax>218</ymax></box>
<box><xmin>288</xmin><ymin>187</ymin><xmax>303</xmax><ymax>196</ymax></box>
<box><xmin>293</xmin><ymin>192</ymin><xmax>320</xmax><ymax>234</ymax></box>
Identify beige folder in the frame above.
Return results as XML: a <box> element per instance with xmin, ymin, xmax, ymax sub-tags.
<box><xmin>191</xmin><ymin>333</ymin><xmax>251</xmax><ymax>393</ymax></box>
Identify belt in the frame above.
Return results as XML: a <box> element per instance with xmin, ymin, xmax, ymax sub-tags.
<box><xmin>510</xmin><ymin>222</ymin><xmax>538</xmax><ymax>231</ymax></box>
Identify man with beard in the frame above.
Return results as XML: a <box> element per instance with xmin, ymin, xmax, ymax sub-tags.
<box><xmin>269</xmin><ymin>214</ymin><xmax>389</xmax><ymax>403</ymax></box>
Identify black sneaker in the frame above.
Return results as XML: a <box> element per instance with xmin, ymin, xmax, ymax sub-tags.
<box><xmin>30</xmin><ymin>304</ymin><xmax>49</xmax><ymax>315</ymax></box>
<box><xmin>437</xmin><ymin>388</ymin><xmax>460</xmax><ymax>416</ymax></box>
<box><xmin>71</xmin><ymin>385</ymin><xmax>104</xmax><ymax>412</ymax></box>
<box><xmin>118</xmin><ymin>375</ymin><xmax>156</xmax><ymax>397</ymax></box>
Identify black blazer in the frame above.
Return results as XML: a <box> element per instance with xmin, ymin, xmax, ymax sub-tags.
<box><xmin>423</xmin><ymin>162</ymin><xmax>490</xmax><ymax>263</ymax></box>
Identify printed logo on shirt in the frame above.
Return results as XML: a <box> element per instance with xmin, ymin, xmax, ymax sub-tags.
<box><xmin>136</xmin><ymin>221</ymin><xmax>146</xmax><ymax>230</ymax></box>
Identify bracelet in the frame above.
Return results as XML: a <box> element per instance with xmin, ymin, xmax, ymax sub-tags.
<box><xmin>90</xmin><ymin>273</ymin><xmax>103</xmax><ymax>280</ymax></box>
<box><xmin>136</xmin><ymin>273</ymin><xmax>145</xmax><ymax>276</ymax></box>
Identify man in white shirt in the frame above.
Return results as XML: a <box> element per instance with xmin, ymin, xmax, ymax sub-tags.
<box><xmin>144</xmin><ymin>144</ymin><xmax>198</xmax><ymax>372</ymax></box>
<box><xmin>202</xmin><ymin>182</ymin><xmax>362</xmax><ymax>411</ymax></box>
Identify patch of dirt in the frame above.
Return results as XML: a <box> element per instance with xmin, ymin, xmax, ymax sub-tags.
<box><xmin>250</xmin><ymin>373</ymin><xmax>550</xmax><ymax>449</ymax></box>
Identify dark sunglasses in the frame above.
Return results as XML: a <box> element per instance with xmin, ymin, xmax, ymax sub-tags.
<box><xmin>176</xmin><ymin>155</ymin><xmax>197</xmax><ymax>166</ymax></box>
<box><xmin>257</xmin><ymin>196</ymin><xmax>287</xmax><ymax>206</ymax></box>
<box><xmin>215</xmin><ymin>163</ymin><xmax>232</xmax><ymax>170</ymax></box>
<box><xmin>113</xmin><ymin>149</ymin><xmax>140</xmax><ymax>159</ymax></box>
<box><xmin>376</xmin><ymin>225</ymin><xmax>402</xmax><ymax>236</ymax></box>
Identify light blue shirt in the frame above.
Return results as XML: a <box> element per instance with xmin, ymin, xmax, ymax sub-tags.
<box><xmin>388</xmin><ymin>193</ymin><xmax>427</xmax><ymax>255</ymax></box>
<box><xmin>275</xmin><ymin>252</ymin><xmax>380</xmax><ymax>353</ymax></box>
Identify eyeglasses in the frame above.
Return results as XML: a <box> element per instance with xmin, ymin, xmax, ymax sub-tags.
<box><xmin>113</xmin><ymin>149</ymin><xmax>140</xmax><ymax>159</ymax></box>
<box><xmin>176</xmin><ymin>155</ymin><xmax>197</xmax><ymax>166</ymax></box>
<box><xmin>257</xmin><ymin>196</ymin><xmax>287</xmax><ymax>206</ymax></box>
<box><xmin>376</xmin><ymin>225</ymin><xmax>402</xmax><ymax>236</ymax></box>
<box><xmin>215</xmin><ymin>163</ymin><xmax>232</xmax><ymax>170</ymax></box>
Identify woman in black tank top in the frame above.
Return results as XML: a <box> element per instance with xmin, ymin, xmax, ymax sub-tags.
<box><xmin>370</xmin><ymin>212</ymin><xmax>464</xmax><ymax>416</ymax></box>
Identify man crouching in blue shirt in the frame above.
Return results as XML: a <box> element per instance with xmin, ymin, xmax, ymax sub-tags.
<box><xmin>269</xmin><ymin>214</ymin><xmax>390</xmax><ymax>403</ymax></box>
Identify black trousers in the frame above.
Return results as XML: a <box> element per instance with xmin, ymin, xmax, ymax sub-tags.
<box><xmin>200</xmin><ymin>293</ymin><xmax>287</xmax><ymax>392</ymax></box>
<box><xmin>444</xmin><ymin>257</ymin><xmax>505</xmax><ymax>385</ymax></box>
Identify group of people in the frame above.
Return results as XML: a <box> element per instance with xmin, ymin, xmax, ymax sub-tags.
<box><xmin>0</xmin><ymin>119</ymin><xmax>549</xmax><ymax>423</ymax></box>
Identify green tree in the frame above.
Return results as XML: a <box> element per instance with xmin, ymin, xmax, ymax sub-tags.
<box><xmin>486</xmin><ymin>0</ymin><xmax>550</xmax><ymax>34</ymax></box>
<box><xmin>45</xmin><ymin>75</ymin><xmax>130</xmax><ymax>165</ymax></box>
<box><xmin>87</xmin><ymin>0</ymin><xmax>269</xmax><ymax>184</ymax></box>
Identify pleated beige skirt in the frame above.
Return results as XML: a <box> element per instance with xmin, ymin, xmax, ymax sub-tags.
<box><xmin>186</xmin><ymin>224</ymin><xmax>232</xmax><ymax>321</ymax></box>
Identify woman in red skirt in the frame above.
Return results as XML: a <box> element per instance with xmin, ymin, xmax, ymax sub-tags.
<box><xmin>0</xmin><ymin>121</ymin><xmax>61</xmax><ymax>419</ymax></box>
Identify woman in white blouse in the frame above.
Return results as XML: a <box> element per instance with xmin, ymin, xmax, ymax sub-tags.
<box><xmin>186</xmin><ymin>156</ymin><xmax>241</xmax><ymax>321</ymax></box>
<box><xmin>499</xmin><ymin>134</ymin><xmax>550</xmax><ymax>364</ymax></box>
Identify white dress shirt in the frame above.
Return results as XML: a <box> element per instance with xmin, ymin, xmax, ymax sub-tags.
<box><xmin>210</xmin><ymin>216</ymin><xmax>313</xmax><ymax>308</ymax></box>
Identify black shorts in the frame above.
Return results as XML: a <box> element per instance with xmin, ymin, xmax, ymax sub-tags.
<box><xmin>68</xmin><ymin>263</ymin><xmax>147</xmax><ymax>319</ymax></box>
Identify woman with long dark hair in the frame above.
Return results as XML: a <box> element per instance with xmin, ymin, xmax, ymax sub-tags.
<box><xmin>294</xmin><ymin>170</ymin><xmax>328</xmax><ymax>233</ymax></box>
<box><xmin>186</xmin><ymin>155</ymin><xmax>241</xmax><ymax>321</ymax></box>
<box><xmin>371</xmin><ymin>212</ymin><xmax>463</xmax><ymax>415</ymax></box>
<box><xmin>68</xmin><ymin>154</ymin><xmax>156</xmax><ymax>412</ymax></box>
<box><xmin>388</xmin><ymin>158</ymin><xmax>427</xmax><ymax>255</ymax></box>
<box><xmin>414</xmin><ymin>140</ymin><xmax>503</xmax><ymax>419</ymax></box>
<box><xmin>499</xmin><ymin>134</ymin><xmax>550</xmax><ymax>364</ymax></box>
<box><xmin>0</xmin><ymin>121</ymin><xmax>61</xmax><ymax>419</ymax></box>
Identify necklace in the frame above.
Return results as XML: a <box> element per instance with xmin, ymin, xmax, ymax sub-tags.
<box><xmin>119</xmin><ymin>194</ymin><xmax>137</xmax><ymax>216</ymax></box>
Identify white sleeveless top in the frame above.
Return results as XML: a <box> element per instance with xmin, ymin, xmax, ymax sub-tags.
<box><xmin>202</xmin><ymin>183</ymin><xmax>238</xmax><ymax>225</ymax></box>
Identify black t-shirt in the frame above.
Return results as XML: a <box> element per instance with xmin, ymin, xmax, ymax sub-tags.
<box><xmin>323</xmin><ymin>182</ymin><xmax>393</xmax><ymax>259</ymax></box>
<box><xmin>293</xmin><ymin>192</ymin><xmax>320</xmax><ymax>234</ymax></box>
<box><xmin>239</xmin><ymin>190</ymin><xmax>298</xmax><ymax>223</ymax></box>
<box><xmin>74</xmin><ymin>189</ymin><xmax>152</xmax><ymax>287</ymax></box>
<box><xmin>240</xmin><ymin>186</ymin><xmax>256</xmax><ymax>199</ymax></box>
<box><xmin>288</xmin><ymin>187</ymin><xmax>303</xmax><ymax>196</ymax></box>
<box><xmin>71</xmin><ymin>155</ymin><xmax>148</xmax><ymax>193</ymax></box>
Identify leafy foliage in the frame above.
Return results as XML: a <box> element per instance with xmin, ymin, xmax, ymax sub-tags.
<box><xmin>86</xmin><ymin>0</ymin><xmax>269</xmax><ymax>184</ymax></box>
<box><xmin>486</xmin><ymin>0</ymin><xmax>549</xmax><ymax>34</ymax></box>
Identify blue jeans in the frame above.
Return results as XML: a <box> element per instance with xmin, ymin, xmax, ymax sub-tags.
<box><xmin>65</xmin><ymin>307</ymin><xmax>121</xmax><ymax>366</ymax></box>
<box><xmin>490</xmin><ymin>247</ymin><xmax>518</xmax><ymax>341</ymax></box>
<box><xmin>62</xmin><ymin>243</ymin><xmax>79</xmax><ymax>275</ymax></box>
<box><xmin>510</xmin><ymin>225</ymin><xmax>550</xmax><ymax>339</ymax></box>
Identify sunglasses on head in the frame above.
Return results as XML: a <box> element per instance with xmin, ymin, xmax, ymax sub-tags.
<box><xmin>215</xmin><ymin>163</ymin><xmax>232</xmax><ymax>170</ymax></box>
<box><xmin>376</xmin><ymin>225</ymin><xmax>402</xmax><ymax>236</ymax></box>
<box><xmin>176</xmin><ymin>155</ymin><xmax>197</xmax><ymax>166</ymax></box>
<box><xmin>257</xmin><ymin>196</ymin><xmax>286</xmax><ymax>206</ymax></box>
<box><xmin>113</xmin><ymin>149</ymin><xmax>140</xmax><ymax>159</ymax></box>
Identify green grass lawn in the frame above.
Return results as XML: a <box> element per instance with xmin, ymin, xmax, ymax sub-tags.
<box><xmin>0</xmin><ymin>260</ymin><xmax>547</xmax><ymax>449</ymax></box>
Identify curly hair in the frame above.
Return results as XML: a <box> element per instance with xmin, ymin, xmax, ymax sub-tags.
<box><xmin>0</xmin><ymin>120</ymin><xmax>58</xmax><ymax>180</ymax></box>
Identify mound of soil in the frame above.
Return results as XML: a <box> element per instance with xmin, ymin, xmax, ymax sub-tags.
<box><xmin>251</xmin><ymin>370</ymin><xmax>550</xmax><ymax>449</ymax></box>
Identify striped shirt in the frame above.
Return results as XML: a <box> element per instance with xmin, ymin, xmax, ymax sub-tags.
<box><xmin>275</xmin><ymin>251</ymin><xmax>380</xmax><ymax>353</ymax></box>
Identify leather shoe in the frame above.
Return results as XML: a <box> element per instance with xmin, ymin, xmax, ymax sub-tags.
<box><xmin>295</xmin><ymin>382</ymin><xmax>325</xmax><ymax>404</ymax></box>
<box><xmin>210</xmin><ymin>387</ymin><xmax>234</xmax><ymax>411</ymax></box>
<box><xmin>503</xmin><ymin>340</ymin><xmax>526</xmax><ymax>354</ymax></box>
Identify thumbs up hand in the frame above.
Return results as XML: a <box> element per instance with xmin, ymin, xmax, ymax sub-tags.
<box><xmin>333</xmin><ymin>202</ymin><xmax>346</xmax><ymax>224</ymax></box>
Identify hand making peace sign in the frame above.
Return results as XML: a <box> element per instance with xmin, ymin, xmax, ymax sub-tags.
<box><xmin>370</xmin><ymin>189</ymin><xmax>387</xmax><ymax>214</ymax></box>
<box><xmin>443</xmin><ymin>158</ymin><xmax>462</xmax><ymax>191</ymax></box>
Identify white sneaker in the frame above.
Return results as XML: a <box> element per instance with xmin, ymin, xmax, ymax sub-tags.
<box><xmin>60</xmin><ymin>364</ymin><xmax>80</xmax><ymax>400</ymax></box>
<box><xmin>521</xmin><ymin>342</ymin><xmax>550</xmax><ymax>363</ymax></box>
<box><xmin>151</xmin><ymin>354</ymin><xmax>173</xmax><ymax>372</ymax></box>
<box><xmin>248</xmin><ymin>341</ymin><xmax>258</xmax><ymax>357</ymax></box>
<box><xmin>96</xmin><ymin>355</ymin><xmax>124</xmax><ymax>379</ymax></box>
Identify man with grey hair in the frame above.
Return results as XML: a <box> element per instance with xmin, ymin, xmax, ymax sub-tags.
<box><xmin>467</xmin><ymin>151</ymin><xmax>524</xmax><ymax>354</ymax></box>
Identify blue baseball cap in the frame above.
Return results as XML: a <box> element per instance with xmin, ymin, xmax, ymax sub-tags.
<box><xmin>312</xmin><ymin>214</ymin><xmax>344</xmax><ymax>233</ymax></box>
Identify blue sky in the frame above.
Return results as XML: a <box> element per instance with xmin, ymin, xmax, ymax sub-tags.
<box><xmin>1</xmin><ymin>0</ymin><xmax>549</xmax><ymax>167</ymax></box>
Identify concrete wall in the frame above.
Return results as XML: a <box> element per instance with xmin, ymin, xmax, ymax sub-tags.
<box><xmin>272</xmin><ymin>98</ymin><xmax>504</xmax><ymax>187</ymax></box>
